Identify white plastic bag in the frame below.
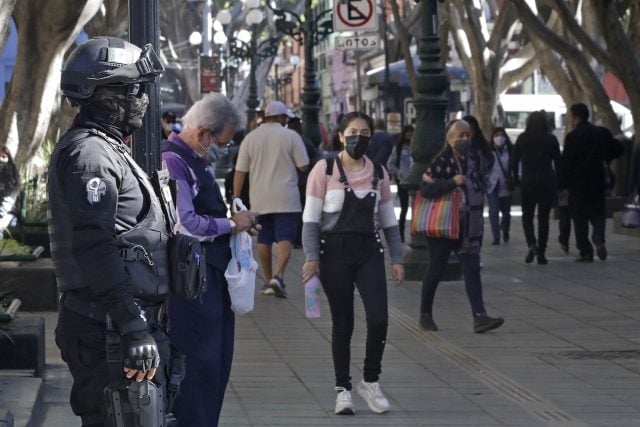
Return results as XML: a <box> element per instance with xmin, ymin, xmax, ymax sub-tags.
<box><xmin>225</xmin><ymin>199</ymin><xmax>258</xmax><ymax>315</ymax></box>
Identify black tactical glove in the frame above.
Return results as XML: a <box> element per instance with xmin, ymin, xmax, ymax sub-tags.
<box><xmin>121</xmin><ymin>330</ymin><xmax>160</xmax><ymax>372</ymax></box>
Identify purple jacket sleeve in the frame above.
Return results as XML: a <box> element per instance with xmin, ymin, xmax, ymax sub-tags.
<box><xmin>162</xmin><ymin>151</ymin><xmax>231</xmax><ymax>238</ymax></box>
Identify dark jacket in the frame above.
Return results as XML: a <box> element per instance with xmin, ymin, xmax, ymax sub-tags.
<box><xmin>561</xmin><ymin>122</ymin><xmax>623</xmax><ymax>212</ymax></box>
<box><xmin>512</xmin><ymin>131</ymin><xmax>561</xmax><ymax>188</ymax></box>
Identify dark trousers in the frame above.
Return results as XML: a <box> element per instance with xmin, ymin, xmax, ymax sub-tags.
<box><xmin>319</xmin><ymin>234</ymin><xmax>388</xmax><ymax>390</ymax></box>
<box><xmin>571</xmin><ymin>206</ymin><xmax>606</xmax><ymax>257</ymax></box>
<box><xmin>558</xmin><ymin>205</ymin><xmax>571</xmax><ymax>247</ymax></box>
<box><xmin>397</xmin><ymin>185</ymin><xmax>409</xmax><ymax>242</ymax></box>
<box><xmin>421</xmin><ymin>238</ymin><xmax>486</xmax><ymax>317</ymax></box>
<box><xmin>521</xmin><ymin>184</ymin><xmax>555</xmax><ymax>252</ymax></box>
<box><xmin>487</xmin><ymin>187</ymin><xmax>512</xmax><ymax>242</ymax></box>
<box><xmin>55</xmin><ymin>308</ymin><xmax>170</xmax><ymax>427</ymax></box>
<box><xmin>169</xmin><ymin>266</ymin><xmax>235</xmax><ymax>427</ymax></box>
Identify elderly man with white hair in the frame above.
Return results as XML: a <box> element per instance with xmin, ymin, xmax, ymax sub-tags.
<box><xmin>161</xmin><ymin>93</ymin><xmax>259</xmax><ymax>427</ymax></box>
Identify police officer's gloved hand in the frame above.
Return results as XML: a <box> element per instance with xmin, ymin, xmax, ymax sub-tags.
<box><xmin>121</xmin><ymin>330</ymin><xmax>160</xmax><ymax>372</ymax></box>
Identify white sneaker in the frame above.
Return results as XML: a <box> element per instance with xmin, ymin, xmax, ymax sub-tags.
<box><xmin>260</xmin><ymin>283</ymin><xmax>275</xmax><ymax>295</ymax></box>
<box><xmin>356</xmin><ymin>380</ymin><xmax>390</xmax><ymax>413</ymax></box>
<box><xmin>334</xmin><ymin>387</ymin><xmax>355</xmax><ymax>415</ymax></box>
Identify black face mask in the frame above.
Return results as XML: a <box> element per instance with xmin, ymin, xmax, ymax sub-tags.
<box><xmin>345</xmin><ymin>135</ymin><xmax>370</xmax><ymax>160</ymax></box>
<box><xmin>86</xmin><ymin>86</ymin><xmax>149</xmax><ymax>136</ymax></box>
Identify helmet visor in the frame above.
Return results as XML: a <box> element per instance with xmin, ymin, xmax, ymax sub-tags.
<box><xmin>89</xmin><ymin>43</ymin><xmax>164</xmax><ymax>86</ymax></box>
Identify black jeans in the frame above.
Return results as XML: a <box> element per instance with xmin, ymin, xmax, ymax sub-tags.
<box><xmin>558</xmin><ymin>205</ymin><xmax>571</xmax><ymax>248</ymax></box>
<box><xmin>421</xmin><ymin>238</ymin><xmax>486</xmax><ymax>317</ymax></box>
<box><xmin>521</xmin><ymin>183</ymin><xmax>555</xmax><ymax>252</ymax></box>
<box><xmin>320</xmin><ymin>234</ymin><xmax>388</xmax><ymax>390</ymax></box>
<box><xmin>571</xmin><ymin>207</ymin><xmax>606</xmax><ymax>257</ymax></box>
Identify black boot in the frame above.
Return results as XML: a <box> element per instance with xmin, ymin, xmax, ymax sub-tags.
<box><xmin>537</xmin><ymin>251</ymin><xmax>548</xmax><ymax>265</ymax></box>
<box><xmin>419</xmin><ymin>313</ymin><xmax>438</xmax><ymax>331</ymax></box>
<box><xmin>525</xmin><ymin>246</ymin><xmax>537</xmax><ymax>263</ymax></box>
<box><xmin>473</xmin><ymin>314</ymin><xmax>504</xmax><ymax>333</ymax></box>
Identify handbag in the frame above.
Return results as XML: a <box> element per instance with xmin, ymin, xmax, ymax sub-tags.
<box><xmin>410</xmin><ymin>189</ymin><xmax>462</xmax><ymax>239</ymax></box>
<box><xmin>620</xmin><ymin>196</ymin><xmax>640</xmax><ymax>228</ymax></box>
<box><xmin>224</xmin><ymin>199</ymin><xmax>258</xmax><ymax>315</ymax></box>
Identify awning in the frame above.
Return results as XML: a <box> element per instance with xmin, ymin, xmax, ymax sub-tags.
<box><xmin>366</xmin><ymin>56</ymin><xmax>467</xmax><ymax>87</ymax></box>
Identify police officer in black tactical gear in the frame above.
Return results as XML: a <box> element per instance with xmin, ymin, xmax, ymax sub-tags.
<box><xmin>48</xmin><ymin>36</ymin><xmax>172</xmax><ymax>427</ymax></box>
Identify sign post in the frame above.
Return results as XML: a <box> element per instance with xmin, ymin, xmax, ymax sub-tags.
<box><xmin>333</xmin><ymin>0</ymin><xmax>378</xmax><ymax>32</ymax></box>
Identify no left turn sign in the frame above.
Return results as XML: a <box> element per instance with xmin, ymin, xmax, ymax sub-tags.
<box><xmin>333</xmin><ymin>0</ymin><xmax>378</xmax><ymax>32</ymax></box>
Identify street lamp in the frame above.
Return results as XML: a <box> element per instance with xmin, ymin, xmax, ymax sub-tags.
<box><xmin>267</xmin><ymin>0</ymin><xmax>333</xmax><ymax>147</ymax></box>
<box><xmin>403</xmin><ymin>0</ymin><xmax>457</xmax><ymax>280</ymax></box>
<box><xmin>272</xmin><ymin>56</ymin><xmax>281</xmax><ymax>101</ymax></box>
<box><xmin>245</xmin><ymin>7</ymin><xmax>264</xmax><ymax>131</ymax></box>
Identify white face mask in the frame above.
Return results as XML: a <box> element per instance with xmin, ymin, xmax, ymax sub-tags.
<box><xmin>493</xmin><ymin>135</ymin><xmax>506</xmax><ymax>147</ymax></box>
<box><xmin>163</xmin><ymin>123</ymin><xmax>174</xmax><ymax>133</ymax></box>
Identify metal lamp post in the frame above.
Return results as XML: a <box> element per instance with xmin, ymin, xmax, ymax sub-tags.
<box><xmin>267</xmin><ymin>0</ymin><xmax>333</xmax><ymax>147</ymax></box>
<box><xmin>244</xmin><ymin>7</ymin><xmax>264</xmax><ymax>131</ymax></box>
<box><xmin>403</xmin><ymin>0</ymin><xmax>457</xmax><ymax>280</ymax></box>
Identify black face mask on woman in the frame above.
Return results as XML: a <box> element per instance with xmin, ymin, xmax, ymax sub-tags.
<box><xmin>345</xmin><ymin>135</ymin><xmax>370</xmax><ymax>159</ymax></box>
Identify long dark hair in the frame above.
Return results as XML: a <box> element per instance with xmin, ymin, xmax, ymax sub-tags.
<box><xmin>462</xmin><ymin>114</ymin><xmax>492</xmax><ymax>160</ymax></box>
<box><xmin>524</xmin><ymin>110</ymin><xmax>550</xmax><ymax>135</ymax></box>
<box><xmin>394</xmin><ymin>125</ymin><xmax>414</xmax><ymax>167</ymax></box>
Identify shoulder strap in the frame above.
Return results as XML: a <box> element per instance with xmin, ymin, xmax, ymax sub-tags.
<box><xmin>493</xmin><ymin>147</ymin><xmax>509</xmax><ymax>180</ymax></box>
<box><xmin>333</xmin><ymin>155</ymin><xmax>349</xmax><ymax>186</ymax></box>
<box><xmin>372</xmin><ymin>161</ymin><xmax>383</xmax><ymax>190</ymax></box>
<box><xmin>325</xmin><ymin>156</ymin><xmax>334</xmax><ymax>177</ymax></box>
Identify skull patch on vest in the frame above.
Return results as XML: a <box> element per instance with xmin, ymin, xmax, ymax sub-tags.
<box><xmin>86</xmin><ymin>177</ymin><xmax>107</xmax><ymax>205</ymax></box>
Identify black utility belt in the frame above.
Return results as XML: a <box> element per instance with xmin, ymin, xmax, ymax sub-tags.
<box><xmin>60</xmin><ymin>291</ymin><xmax>164</xmax><ymax>324</ymax></box>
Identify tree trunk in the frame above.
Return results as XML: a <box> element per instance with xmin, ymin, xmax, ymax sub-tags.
<box><xmin>0</xmin><ymin>0</ymin><xmax>16</xmax><ymax>53</ymax></box>
<box><xmin>0</xmin><ymin>0</ymin><xmax>102</xmax><ymax>167</ymax></box>
<box><xmin>512</xmin><ymin>0</ymin><xmax>621</xmax><ymax>135</ymax></box>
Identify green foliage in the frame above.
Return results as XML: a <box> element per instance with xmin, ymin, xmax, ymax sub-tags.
<box><xmin>0</xmin><ymin>239</ymin><xmax>32</xmax><ymax>256</ymax></box>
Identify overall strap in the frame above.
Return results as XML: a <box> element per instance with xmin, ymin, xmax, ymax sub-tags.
<box><xmin>333</xmin><ymin>155</ymin><xmax>350</xmax><ymax>186</ymax></box>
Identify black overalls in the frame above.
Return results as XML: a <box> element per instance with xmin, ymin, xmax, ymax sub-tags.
<box><xmin>319</xmin><ymin>156</ymin><xmax>389</xmax><ymax>391</ymax></box>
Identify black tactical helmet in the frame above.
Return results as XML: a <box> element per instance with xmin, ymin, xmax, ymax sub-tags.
<box><xmin>61</xmin><ymin>36</ymin><xmax>164</xmax><ymax>101</ymax></box>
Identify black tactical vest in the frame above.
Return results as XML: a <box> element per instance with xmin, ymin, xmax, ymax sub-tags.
<box><xmin>48</xmin><ymin>128</ymin><xmax>170</xmax><ymax>301</ymax></box>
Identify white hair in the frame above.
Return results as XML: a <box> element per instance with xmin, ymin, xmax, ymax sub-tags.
<box><xmin>181</xmin><ymin>93</ymin><xmax>244</xmax><ymax>135</ymax></box>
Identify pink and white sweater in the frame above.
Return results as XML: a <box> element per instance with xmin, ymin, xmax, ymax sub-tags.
<box><xmin>302</xmin><ymin>157</ymin><xmax>403</xmax><ymax>264</ymax></box>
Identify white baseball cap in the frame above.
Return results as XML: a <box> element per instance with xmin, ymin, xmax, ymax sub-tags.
<box><xmin>264</xmin><ymin>101</ymin><xmax>294</xmax><ymax>118</ymax></box>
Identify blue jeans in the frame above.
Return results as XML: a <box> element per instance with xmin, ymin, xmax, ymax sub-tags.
<box><xmin>487</xmin><ymin>187</ymin><xmax>512</xmax><ymax>242</ymax></box>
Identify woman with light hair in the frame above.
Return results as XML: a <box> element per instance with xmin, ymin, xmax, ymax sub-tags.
<box><xmin>419</xmin><ymin>119</ymin><xmax>504</xmax><ymax>334</ymax></box>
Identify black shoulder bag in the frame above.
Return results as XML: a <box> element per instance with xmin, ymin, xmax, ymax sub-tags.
<box><xmin>151</xmin><ymin>169</ymin><xmax>207</xmax><ymax>301</ymax></box>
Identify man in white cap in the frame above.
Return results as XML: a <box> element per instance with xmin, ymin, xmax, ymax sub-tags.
<box><xmin>233</xmin><ymin>101</ymin><xmax>310</xmax><ymax>297</ymax></box>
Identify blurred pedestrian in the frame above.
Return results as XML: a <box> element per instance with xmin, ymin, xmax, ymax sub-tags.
<box><xmin>161</xmin><ymin>110</ymin><xmax>177</xmax><ymax>139</ymax></box>
<box><xmin>161</xmin><ymin>93</ymin><xmax>259</xmax><ymax>427</ymax></box>
<box><xmin>512</xmin><ymin>111</ymin><xmax>561</xmax><ymax>264</ymax></box>
<box><xmin>419</xmin><ymin>119</ymin><xmax>504</xmax><ymax>333</ymax></box>
<box><xmin>366</xmin><ymin>118</ymin><xmax>394</xmax><ymax>165</ymax></box>
<box><xmin>486</xmin><ymin>127</ymin><xmax>513</xmax><ymax>245</ymax></box>
<box><xmin>234</xmin><ymin>101</ymin><xmax>309</xmax><ymax>297</ymax></box>
<box><xmin>302</xmin><ymin>111</ymin><xmax>404</xmax><ymax>415</ymax></box>
<box><xmin>386</xmin><ymin>125</ymin><xmax>414</xmax><ymax>242</ymax></box>
<box><xmin>463</xmin><ymin>114</ymin><xmax>494</xmax><ymax>179</ymax></box>
<box><xmin>560</xmin><ymin>103</ymin><xmax>624</xmax><ymax>262</ymax></box>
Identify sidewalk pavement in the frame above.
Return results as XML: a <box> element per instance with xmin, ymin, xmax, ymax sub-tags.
<box><xmin>5</xmin><ymin>216</ymin><xmax>640</xmax><ymax>426</ymax></box>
